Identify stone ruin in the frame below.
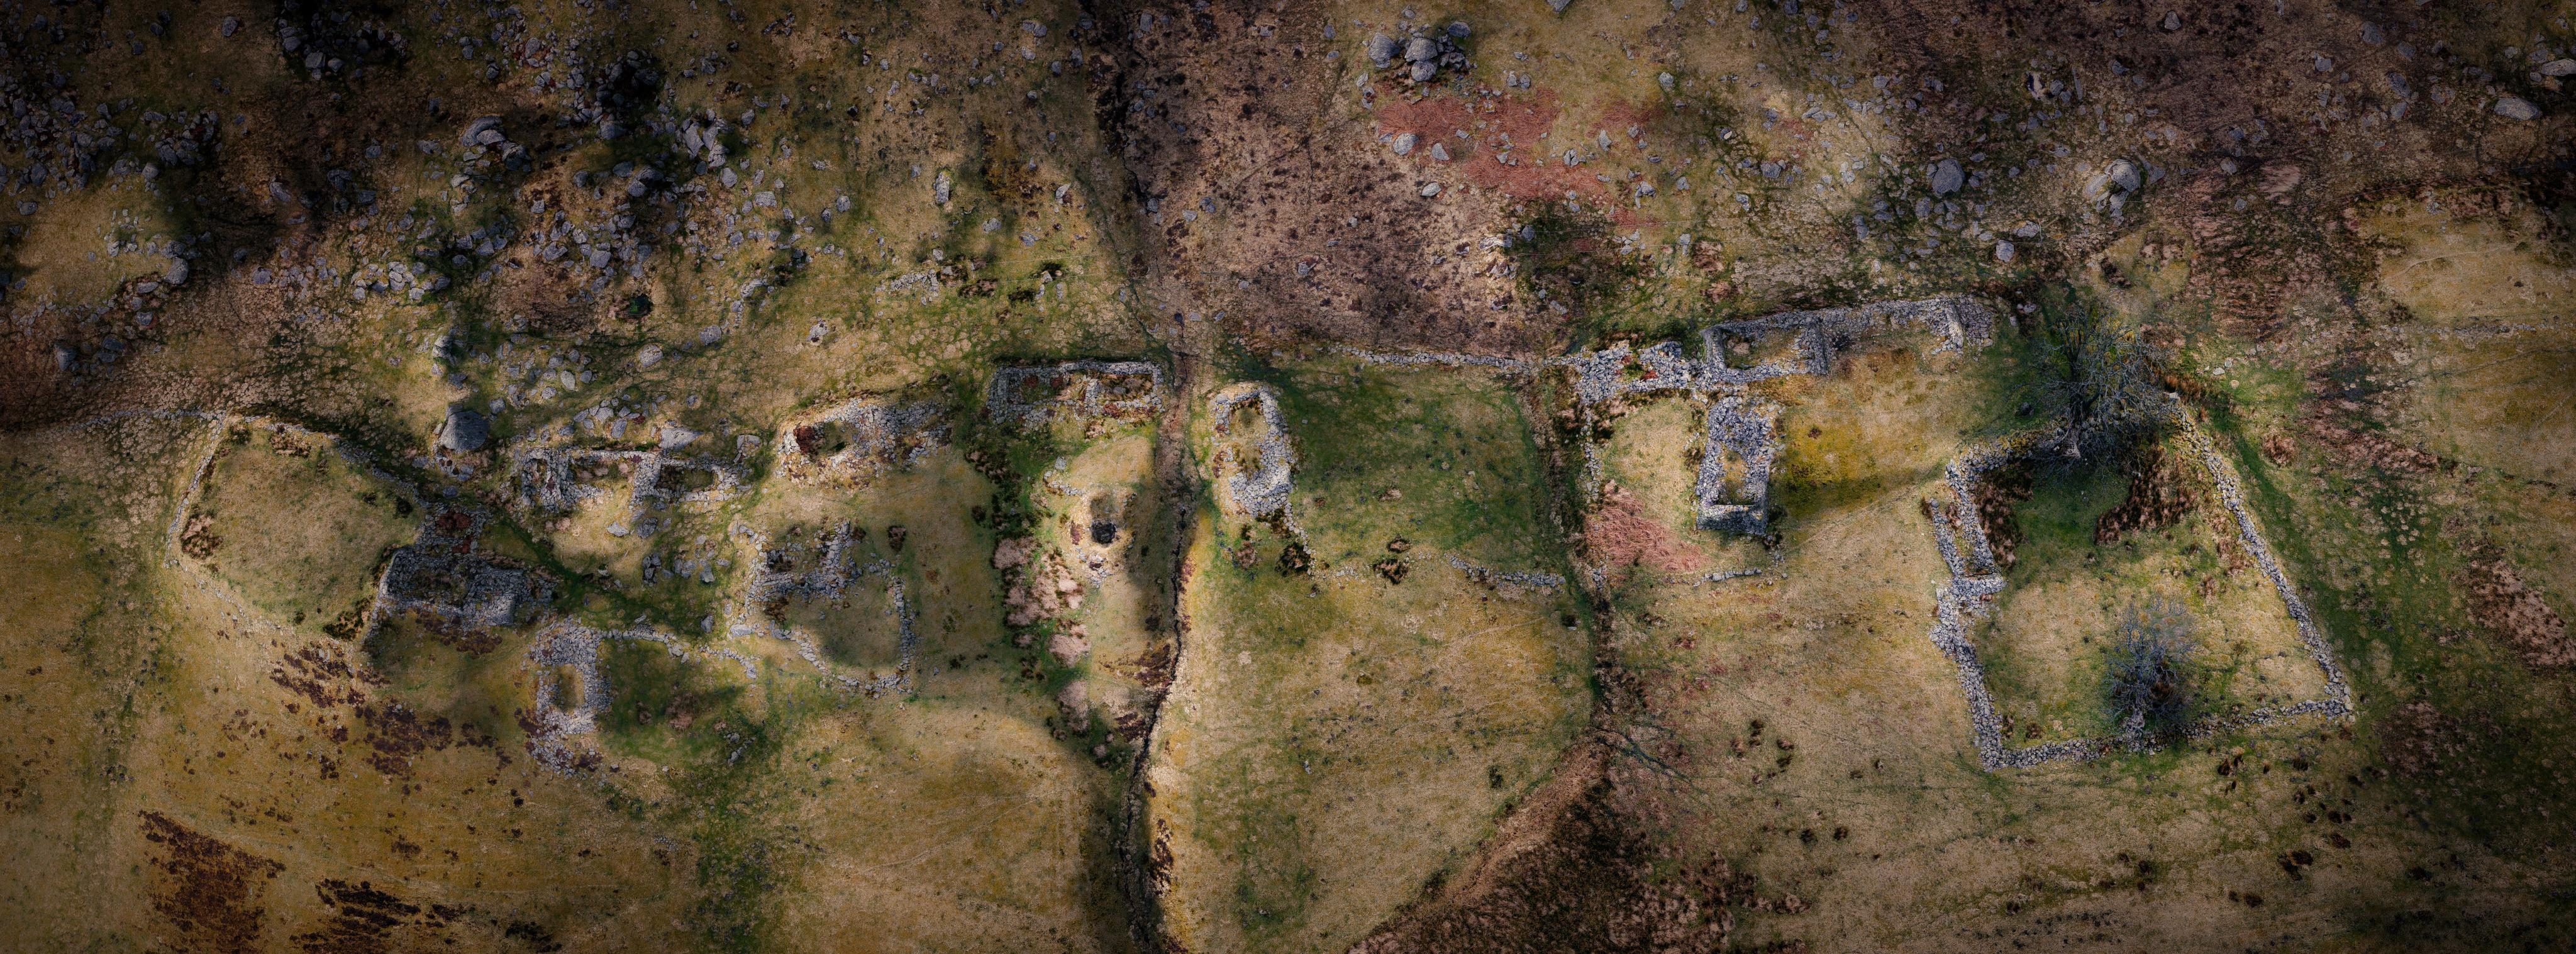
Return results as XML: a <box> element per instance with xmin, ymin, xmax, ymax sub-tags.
<box><xmin>774</xmin><ymin>397</ymin><xmax>947</xmax><ymax>485</ymax></box>
<box><xmin>511</xmin><ymin>445</ymin><xmax>749</xmax><ymax>538</ymax></box>
<box><xmin>1560</xmin><ymin>296</ymin><xmax>1993</xmax><ymax>537</ymax></box>
<box><xmin>371</xmin><ymin>504</ymin><xmax>552</xmax><ymax>640</ymax></box>
<box><xmin>1208</xmin><ymin>382</ymin><xmax>1294</xmax><ymax>519</ymax></box>
<box><xmin>1917</xmin><ymin>410</ymin><xmax>2351</xmax><ymax>770</ymax></box>
<box><xmin>1694</xmin><ymin>397</ymin><xmax>1780</xmax><ymax>534</ymax></box>
<box><xmin>728</xmin><ymin>521</ymin><xmax>917</xmax><ymax>697</ymax></box>
<box><xmin>985</xmin><ymin>360</ymin><xmax>1165</xmax><ymax>426</ymax></box>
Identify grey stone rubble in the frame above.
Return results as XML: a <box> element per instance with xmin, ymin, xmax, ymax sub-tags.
<box><xmin>1441</xmin><ymin>553</ymin><xmax>1565</xmax><ymax>592</ymax></box>
<box><xmin>1209</xmin><ymin>383</ymin><xmax>1295</xmax><ymax>519</ymax></box>
<box><xmin>729</xmin><ymin>521</ymin><xmax>918</xmax><ymax>697</ymax></box>
<box><xmin>523</xmin><ymin>621</ymin><xmax>709</xmax><ymax>774</ymax></box>
<box><xmin>1921</xmin><ymin>413</ymin><xmax>2352</xmax><ymax>771</ymax></box>
<box><xmin>1696</xmin><ymin>396</ymin><xmax>1779</xmax><ymax>534</ymax></box>
<box><xmin>1331</xmin><ymin>347</ymin><xmax>1535</xmax><ymax>372</ymax></box>
<box><xmin>510</xmin><ymin>445</ymin><xmax>748</xmax><ymax>538</ymax></box>
<box><xmin>775</xmin><ymin>398</ymin><xmax>948</xmax><ymax>484</ymax></box>
<box><xmin>985</xmin><ymin>360</ymin><xmax>1166</xmax><ymax>426</ymax></box>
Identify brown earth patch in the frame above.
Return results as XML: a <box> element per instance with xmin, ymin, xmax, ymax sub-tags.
<box><xmin>1972</xmin><ymin>466</ymin><xmax>2035</xmax><ymax>570</ymax></box>
<box><xmin>2379</xmin><ymin>702</ymin><xmax>2473</xmax><ymax>777</ymax></box>
<box><xmin>139</xmin><ymin>809</ymin><xmax>287</xmax><ymax>954</ymax></box>
<box><xmin>2458</xmin><ymin>554</ymin><xmax>2575</xmax><ymax>667</ymax></box>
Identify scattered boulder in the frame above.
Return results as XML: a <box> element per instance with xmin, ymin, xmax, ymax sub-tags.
<box><xmin>219</xmin><ymin>15</ymin><xmax>240</xmax><ymax>36</ymax></box>
<box><xmin>1405</xmin><ymin>37</ymin><xmax>1437</xmax><ymax>62</ymax></box>
<box><xmin>934</xmin><ymin>169</ymin><xmax>953</xmax><ymax>203</ymax></box>
<box><xmin>437</xmin><ymin>405</ymin><xmax>489</xmax><ymax>453</ymax></box>
<box><xmin>636</xmin><ymin>344</ymin><xmax>663</xmax><ymax>369</ymax></box>
<box><xmin>2109</xmin><ymin>159</ymin><xmax>2142</xmax><ymax>192</ymax></box>
<box><xmin>1549</xmin><ymin>0</ymin><xmax>1572</xmax><ymax>12</ymax></box>
<box><xmin>2493</xmin><ymin>96</ymin><xmax>2541</xmax><ymax>121</ymax></box>
<box><xmin>1392</xmin><ymin>132</ymin><xmax>1417</xmax><ymax>155</ymax></box>
<box><xmin>1994</xmin><ymin>240</ymin><xmax>2016</xmax><ymax>262</ymax></box>
<box><xmin>2160</xmin><ymin>10</ymin><xmax>2180</xmax><ymax>31</ymax></box>
<box><xmin>2545</xmin><ymin>59</ymin><xmax>2576</xmax><ymax>77</ymax></box>
<box><xmin>163</xmin><ymin>256</ymin><xmax>189</xmax><ymax>286</ymax></box>
<box><xmin>1429</xmin><ymin>141</ymin><xmax>1450</xmax><ymax>161</ymax></box>
<box><xmin>1930</xmin><ymin>158</ymin><xmax>1963</xmax><ymax>195</ymax></box>
<box><xmin>1446</xmin><ymin>21</ymin><xmax>1471</xmax><ymax>37</ymax></box>
<box><xmin>1411</xmin><ymin>60</ymin><xmax>1438</xmax><ymax>82</ymax></box>
<box><xmin>1367</xmin><ymin>33</ymin><xmax>1399</xmax><ymax>65</ymax></box>
<box><xmin>460</xmin><ymin>116</ymin><xmax>504</xmax><ymax>148</ymax></box>
<box><xmin>1419</xmin><ymin>182</ymin><xmax>1443</xmax><ymax>197</ymax></box>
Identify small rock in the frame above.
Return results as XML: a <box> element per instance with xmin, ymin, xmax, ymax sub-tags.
<box><xmin>2012</xmin><ymin>223</ymin><xmax>2042</xmax><ymax>238</ymax></box>
<box><xmin>636</xmin><ymin>344</ymin><xmax>663</xmax><ymax>369</ymax></box>
<box><xmin>1930</xmin><ymin>158</ymin><xmax>1963</xmax><ymax>195</ymax></box>
<box><xmin>1419</xmin><ymin>182</ymin><xmax>1443</xmax><ymax>197</ymax></box>
<box><xmin>935</xmin><ymin>170</ymin><xmax>953</xmax><ymax>203</ymax></box>
<box><xmin>219</xmin><ymin>15</ymin><xmax>240</xmax><ymax>36</ymax></box>
<box><xmin>1549</xmin><ymin>0</ymin><xmax>1572</xmax><ymax>12</ymax></box>
<box><xmin>2161</xmin><ymin>10</ymin><xmax>2180</xmax><ymax>31</ymax></box>
<box><xmin>53</xmin><ymin>343</ymin><xmax>74</xmax><ymax>372</ymax></box>
<box><xmin>163</xmin><ymin>257</ymin><xmax>189</xmax><ymax>286</ymax></box>
<box><xmin>1392</xmin><ymin>132</ymin><xmax>1418</xmax><ymax>155</ymax></box>
<box><xmin>2314</xmin><ymin>55</ymin><xmax>2333</xmax><ymax>72</ymax></box>
<box><xmin>438</xmin><ymin>406</ymin><xmax>490</xmax><ymax>452</ymax></box>
<box><xmin>1658</xmin><ymin>72</ymin><xmax>1675</xmax><ymax>92</ymax></box>
<box><xmin>1428</xmin><ymin>141</ymin><xmax>1450</xmax><ymax>160</ymax></box>
<box><xmin>1411</xmin><ymin>60</ymin><xmax>1438</xmax><ymax>82</ymax></box>
<box><xmin>658</xmin><ymin>424</ymin><xmax>704</xmax><ymax>450</ymax></box>
<box><xmin>1446</xmin><ymin>21</ymin><xmax>1471</xmax><ymax>37</ymax></box>
<box><xmin>2545</xmin><ymin>59</ymin><xmax>2576</xmax><ymax>77</ymax></box>
<box><xmin>1994</xmin><ymin>240</ymin><xmax>2016</xmax><ymax>262</ymax></box>
<box><xmin>2361</xmin><ymin>23</ymin><xmax>2384</xmax><ymax>45</ymax></box>
<box><xmin>2494</xmin><ymin>96</ymin><xmax>2541</xmax><ymax>121</ymax></box>
<box><xmin>1406</xmin><ymin>37</ymin><xmax>1437</xmax><ymax>62</ymax></box>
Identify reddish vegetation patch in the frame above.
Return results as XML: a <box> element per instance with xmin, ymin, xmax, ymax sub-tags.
<box><xmin>1373</xmin><ymin>89</ymin><xmax>1613</xmax><ymax>205</ymax></box>
<box><xmin>2460</xmin><ymin>555</ymin><xmax>2575</xmax><ymax>667</ymax></box>
<box><xmin>1586</xmin><ymin>484</ymin><xmax>1707</xmax><ymax>575</ymax></box>
<box><xmin>140</xmin><ymin>810</ymin><xmax>286</xmax><ymax>954</ymax></box>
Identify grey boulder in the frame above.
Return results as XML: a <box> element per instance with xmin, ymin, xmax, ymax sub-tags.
<box><xmin>1930</xmin><ymin>158</ymin><xmax>1963</xmax><ymax>195</ymax></box>
<box><xmin>438</xmin><ymin>406</ymin><xmax>491</xmax><ymax>453</ymax></box>
<box><xmin>2494</xmin><ymin>96</ymin><xmax>2541</xmax><ymax>121</ymax></box>
<box><xmin>2545</xmin><ymin>58</ymin><xmax>2576</xmax><ymax>77</ymax></box>
<box><xmin>1392</xmin><ymin>132</ymin><xmax>1417</xmax><ymax>156</ymax></box>
<box><xmin>164</xmin><ymin>257</ymin><xmax>189</xmax><ymax>286</ymax></box>
<box><xmin>1406</xmin><ymin>37</ymin><xmax>1437</xmax><ymax>62</ymax></box>
<box><xmin>1367</xmin><ymin>33</ymin><xmax>1399</xmax><ymax>65</ymax></box>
